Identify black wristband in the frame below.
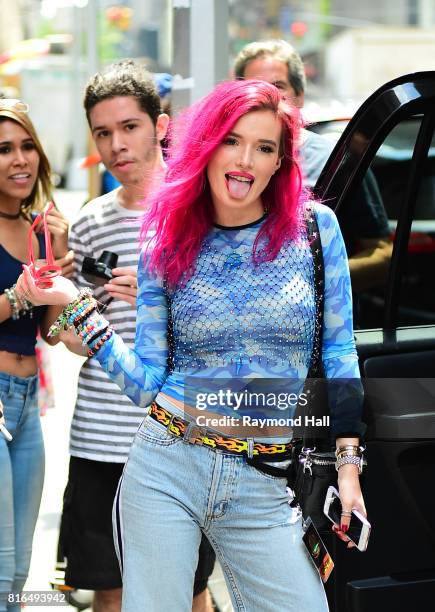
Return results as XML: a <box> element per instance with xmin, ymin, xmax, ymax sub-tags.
<box><xmin>87</xmin><ymin>326</ymin><xmax>109</xmax><ymax>345</ymax></box>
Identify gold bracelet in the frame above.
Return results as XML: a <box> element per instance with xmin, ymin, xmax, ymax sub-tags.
<box><xmin>335</xmin><ymin>445</ymin><xmax>362</xmax><ymax>458</ymax></box>
<box><xmin>336</xmin><ymin>448</ymin><xmax>362</xmax><ymax>458</ymax></box>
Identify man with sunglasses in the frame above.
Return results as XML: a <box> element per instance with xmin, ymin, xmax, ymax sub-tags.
<box><xmin>55</xmin><ymin>60</ymin><xmax>214</xmax><ymax>612</ymax></box>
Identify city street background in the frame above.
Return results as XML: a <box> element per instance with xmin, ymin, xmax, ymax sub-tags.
<box><xmin>3</xmin><ymin>1</ymin><xmax>435</xmax><ymax>610</ymax></box>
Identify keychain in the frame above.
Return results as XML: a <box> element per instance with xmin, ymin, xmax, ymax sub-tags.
<box><xmin>0</xmin><ymin>400</ymin><xmax>13</xmax><ymax>442</ymax></box>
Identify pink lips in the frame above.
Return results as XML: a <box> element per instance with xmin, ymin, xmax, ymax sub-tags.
<box><xmin>9</xmin><ymin>173</ymin><xmax>31</xmax><ymax>185</ymax></box>
<box><xmin>226</xmin><ymin>170</ymin><xmax>254</xmax><ymax>181</ymax></box>
<box><xmin>225</xmin><ymin>171</ymin><xmax>254</xmax><ymax>199</ymax></box>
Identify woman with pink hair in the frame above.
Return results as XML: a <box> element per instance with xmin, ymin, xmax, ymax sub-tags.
<box><xmin>18</xmin><ymin>79</ymin><xmax>366</xmax><ymax>611</ymax></box>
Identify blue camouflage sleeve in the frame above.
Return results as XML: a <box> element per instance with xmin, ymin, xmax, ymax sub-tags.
<box><xmin>92</xmin><ymin>248</ymin><xmax>169</xmax><ymax>407</ymax></box>
<box><xmin>316</xmin><ymin>203</ymin><xmax>365</xmax><ymax>438</ymax></box>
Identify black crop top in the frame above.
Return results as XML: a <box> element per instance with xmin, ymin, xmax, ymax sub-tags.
<box><xmin>0</xmin><ymin>228</ymin><xmax>47</xmax><ymax>356</ymax></box>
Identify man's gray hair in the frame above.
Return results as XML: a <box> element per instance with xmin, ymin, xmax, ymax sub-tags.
<box><xmin>234</xmin><ymin>40</ymin><xmax>306</xmax><ymax>96</ymax></box>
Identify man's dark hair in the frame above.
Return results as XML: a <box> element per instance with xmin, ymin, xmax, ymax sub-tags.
<box><xmin>84</xmin><ymin>59</ymin><xmax>161</xmax><ymax>126</ymax></box>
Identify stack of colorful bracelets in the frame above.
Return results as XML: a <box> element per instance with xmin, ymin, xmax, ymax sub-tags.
<box><xmin>335</xmin><ymin>444</ymin><xmax>365</xmax><ymax>474</ymax></box>
<box><xmin>4</xmin><ymin>284</ymin><xmax>33</xmax><ymax>320</ymax></box>
<box><xmin>48</xmin><ymin>288</ymin><xmax>113</xmax><ymax>357</ymax></box>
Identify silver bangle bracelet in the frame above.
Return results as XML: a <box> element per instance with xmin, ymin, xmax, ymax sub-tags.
<box><xmin>335</xmin><ymin>455</ymin><xmax>363</xmax><ymax>474</ymax></box>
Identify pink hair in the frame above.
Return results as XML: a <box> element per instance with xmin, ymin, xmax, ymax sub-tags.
<box><xmin>141</xmin><ymin>79</ymin><xmax>307</xmax><ymax>286</ymax></box>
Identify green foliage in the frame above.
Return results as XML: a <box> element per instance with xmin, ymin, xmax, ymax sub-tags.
<box><xmin>35</xmin><ymin>19</ymin><xmax>57</xmax><ymax>39</ymax></box>
<box><xmin>98</xmin><ymin>11</ymin><xmax>124</xmax><ymax>62</ymax></box>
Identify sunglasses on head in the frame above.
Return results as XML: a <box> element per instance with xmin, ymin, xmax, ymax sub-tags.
<box><xmin>27</xmin><ymin>202</ymin><xmax>62</xmax><ymax>288</ymax></box>
<box><xmin>0</xmin><ymin>99</ymin><xmax>29</xmax><ymax>113</ymax></box>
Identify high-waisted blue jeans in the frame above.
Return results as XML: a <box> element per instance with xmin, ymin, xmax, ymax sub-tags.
<box><xmin>0</xmin><ymin>372</ymin><xmax>44</xmax><ymax>612</ymax></box>
<box><xmin>114</xmin><ymin>414</ymin><xmax>329</xmax><ymax>612</ymax></box>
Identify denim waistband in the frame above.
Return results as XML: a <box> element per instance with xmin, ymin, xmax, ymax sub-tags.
<box><xmin>0</xmin><ymin>371</ymin><xmax>38</xmax><ymax>396</ymax></box>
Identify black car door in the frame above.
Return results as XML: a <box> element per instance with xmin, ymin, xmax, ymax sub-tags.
<box><xmin>313</xmin><ymin>72</ymin><xmax>435</xmax><ymax>612</ymax></box>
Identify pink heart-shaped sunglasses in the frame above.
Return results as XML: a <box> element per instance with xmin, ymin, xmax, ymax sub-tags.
<box><xmin>27</xmin><ymin>202</ymin><xmax>62</xmax><ymax>288</ymax></box>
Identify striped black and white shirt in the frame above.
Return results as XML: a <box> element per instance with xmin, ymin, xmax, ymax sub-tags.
<box><xmin>68</xmin><ymin>188</ymin><xmax>146</xmax><ymax>462</ymax></box>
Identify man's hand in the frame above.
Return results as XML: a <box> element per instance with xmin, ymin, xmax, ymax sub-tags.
<box><xmin>55</xmin><ymin>250</ymin><xmax>74</xmax><ymax>278</ymax></box>
<box><xmin>349</xmin><ymin>238</ymin><xmax>393</xmax><ymax>292</ymax></box>
<box><xmin>104</xmin><ymin>267</ymin><xmax>137</xmax><ymax>306</ymax></box>
<box><xmin>37</xmin><ymin>205</ymin><xmax>69</xmax><ymax>258</ymax></box>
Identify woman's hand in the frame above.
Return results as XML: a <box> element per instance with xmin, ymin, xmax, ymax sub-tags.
<box><xmin>16</xmin><ymin>265</ymin><xmax>79</xmax><ymax>307</ymax></box>
<box><xmin>37</xmin><ymin>205</ymin><xmax>69</xmax><ymax>258</ymax></box>
<box><xmin>332</xmin><ymin>464</ymin><xmax>366</xmax><ymax>549</ymax></box>
<box><xmin>55</xmin><ymin>250</ymin><xmax>75</xmax><ymax>278</ymax></box>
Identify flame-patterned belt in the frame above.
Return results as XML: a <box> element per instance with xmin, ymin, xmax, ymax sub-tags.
<box><xmin>148</xmin><ymin>402</ymin><xmax>293</xmax><ymax>458</ymax></box>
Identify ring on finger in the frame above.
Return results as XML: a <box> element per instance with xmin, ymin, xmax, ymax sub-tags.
<box><xmin>341</xmin><ymin>510</ymin><xmax>352</xmax><ymax>516</ymax></box>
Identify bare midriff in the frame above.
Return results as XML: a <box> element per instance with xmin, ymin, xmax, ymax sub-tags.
<box><xmin>158</xmin><ymin>392</ymin><xmax>292</xmax><ymax>439</ymax></box>
<box><xmin>0</xmin><ymin>350</ymin><xmax>38</xmax><ymax>377</ymax></box>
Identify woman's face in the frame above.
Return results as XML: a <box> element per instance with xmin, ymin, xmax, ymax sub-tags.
<box><xmin>207</xmin><ymin>109</ymin><xmax>282</xmax><ymax>224</ymax></box>
<box><xmin>0</xmin><ymin>120</ymin><xmax>40</xmax><ymax>207</ymax></box>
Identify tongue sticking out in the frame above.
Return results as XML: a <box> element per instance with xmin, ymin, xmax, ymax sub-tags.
<box><xmin>227</xmin><ymin>176</ymin><xmax>252</xmax><ymax>199</ymax></box>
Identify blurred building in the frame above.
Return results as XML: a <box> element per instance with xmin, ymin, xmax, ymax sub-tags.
<box><xmin>0</xmin><ymin>0</ymin><xmax>23</xmax><ymax>53</ymax></box>
<box><xmin>228</xmin><ymin>0</ymin><xmax>435</xmax><ymax>98</ymax></box>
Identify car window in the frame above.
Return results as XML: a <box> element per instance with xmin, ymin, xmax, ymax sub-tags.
<box><xmin>335</xmin><ymin>115</ymin><xmax>435</xmax><ymax>329</ymax></box>
<box><xmin>378</xmin><ymin>117</ymin><xmax>435</xmax><ymax>327</ymax></box>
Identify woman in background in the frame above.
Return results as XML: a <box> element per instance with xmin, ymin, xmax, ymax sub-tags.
<box><xmin>0</xmin><ymin>99</ymin><xmax>70</xmax><ymax>611</ymax></box>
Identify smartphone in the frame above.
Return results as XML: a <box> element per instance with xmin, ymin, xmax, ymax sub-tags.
<box><xmin>323</xmin><ymin>486</ymin><xmax>371</xmax><ymax>552</ymax></box>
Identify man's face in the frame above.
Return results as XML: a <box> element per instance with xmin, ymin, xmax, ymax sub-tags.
<box><xmin>242</xmin><ymin>56</ymin><xmax>304</xmax><ymax>107</ymax></box>
<box><xmin>89</xmin><ymin>96</ymin><xmax>167</xmax><ymax>186</ymax></box>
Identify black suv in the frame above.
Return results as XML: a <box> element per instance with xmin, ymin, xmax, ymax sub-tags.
<box><xmin>313</xmin><ymin>72</ymin><xmax>435</xmax><ymax>612</ymax></box>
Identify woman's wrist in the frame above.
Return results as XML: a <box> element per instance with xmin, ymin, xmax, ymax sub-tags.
<box><xmin>337</xmin><ymin>463</ymin><xmax>360</xmax><ymax>480</ymax></box>
<box><xmin>60</xmin><ymin>288</ymin><xmax>80</xmax><ymax>307</ymax></box>
<box><xmin>335</xmin><ymin>438</ymin><xmax>364</xmax><ymax>474</ymax></box>
<box><xmin>48</xmin><ymin>288</ymin><xmax>91</xmax><ymax>337</ymax></box>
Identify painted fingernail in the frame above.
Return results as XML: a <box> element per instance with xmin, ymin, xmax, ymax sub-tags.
<box><xmin>341</xmin><ymin>524</ymin><xmax>348</xmax><ymax>533</ymax></box>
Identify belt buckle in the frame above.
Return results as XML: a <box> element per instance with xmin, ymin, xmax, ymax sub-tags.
<box><xmin>184</xmin><ymin>423</ymin><xmax>207</xmax><ymax>445</ymax></box>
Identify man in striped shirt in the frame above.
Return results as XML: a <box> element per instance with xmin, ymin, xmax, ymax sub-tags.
<box><xmin>57</xmin><ymin>60</ymin><xmax>214</xmax><ymax>612</ymax></box>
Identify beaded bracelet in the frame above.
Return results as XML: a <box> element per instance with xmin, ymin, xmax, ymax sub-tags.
<box><xmin>4</xmin><ymin>285</ymin><xmax>33</xmax><ymax>320</ymax></box>
<box><xmin>87</xmin><ymin>327</ymin><xmax>113</xmax><ymax>357</ymax></box>
<box><xmin>66</xmin><ymin>295</ymin><xmax>95</xmax><ymax>321</ymax></box>
<box><xmin>80</xmin><ymin>319</ymin><xmax>109</xmax><ymax>346</ymax></box>
<box><xmin>20</xmin><ymin>293</ymin><xmax>34</xmax><ymax>318</ymax></box>
<box><xmin>70</xmin><ymin>303</ymin><xmax>98</xmax><ymax>328</ymax></box>
<box><xmin>4</xmin><ymin>286</ymin><xmax>21</xmax><ymax>320</ymax></box>
<box><xmin>74</xmin><ymin>308</ymin><xmax>110</xmax><ymax>345</ymax></box>
<box><xmin>87</xmin><ymin>326</ymin><xmax>109</xmax><ymax>345</ymax></box>
<box><xmin>48</xmin><ymin>288</ymin><xmax>95</xmax><ymax>337</ymax></box>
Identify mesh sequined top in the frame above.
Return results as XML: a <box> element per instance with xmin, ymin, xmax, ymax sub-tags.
<box><xmin>95</xmin><ymin>203</ymin><xmax>364</xmax><ymax>438</ymax></box>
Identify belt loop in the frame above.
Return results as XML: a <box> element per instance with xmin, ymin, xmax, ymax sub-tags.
<box><xmin>247</xmin><ymin>437</ymin><xmax>254</xmax><ymax>459</ymax></box>
<box><xmin>183</xmin><ymin>422</ymin><xmax>195</xmax><ymax>444</ymax></box>
<box><xmin>167</xmin><ymin>414</ymin><xmax>175</xmax><ymax>432</ymax></box>
<box><xmin>8</xmin><ymin>377</ymin><xmax>15</xmax><ymax>397</ymax></box>
<box><xmin>29</xmin><ymin>375</ymin><xmax>36</xmax><ymax>396</ymax></box>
